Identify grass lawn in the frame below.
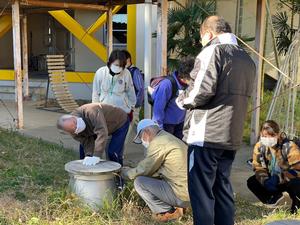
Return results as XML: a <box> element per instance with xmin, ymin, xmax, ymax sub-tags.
<box><xmin>0</xmin><ymin>129</ymin><xmax>299</xmax><ymax>225</ymax></box>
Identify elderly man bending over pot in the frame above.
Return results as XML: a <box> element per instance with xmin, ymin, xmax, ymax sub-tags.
<box><xmin>57</xmin><ymin>103</ymin><xmax>129</xmax><ymax>166</ymax></box>
<box><xmin>121</xmin><ymin>119</ymin><xmax>189</xmax><ymax>222</ymax></box>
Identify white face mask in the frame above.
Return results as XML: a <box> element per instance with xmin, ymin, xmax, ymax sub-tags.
<box><xmin>110</xmin><ymin>64</ymin><xmax>123</xmax><ymax>74</ymax></box>
<box><xmin>75</xmin><ymin>118</ymin><xmax>86</xmax><ymax>134</ymax></box>
<box><xmin>141</xmin><ymin>138</ymin><xmax>149</xmax><ymax>149</ymax></box>
<box><xmin>260</xmin><ymin>137</ymin><xmax>277</xmax><ymax>147</ymax></box>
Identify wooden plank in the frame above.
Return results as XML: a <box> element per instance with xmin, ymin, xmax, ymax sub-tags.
<box><xmin>12</xmin><ymin>0</ymin><xmax>24</xmax><ymax>129</ymax></box>
<box><xmin>47</xmin><ymin>66</ymin><xmax>66</xmax><ymax>70</ymax></box>
<box><xmin>20</xmin><ymin>0</ymin><xmax>109</xmax><ymax>11</ymax></box>
<box><xmin>57</xmin><ymin>99</ymin><xmax>77</xmax><ymax>104</ymax></box>
<box><xmin>46</xmin><ymin>58</ymin><xmax>65</xmax><ymax>62</ymax></box>
<box><xmin>60</xmin><ymin>104</ymin><xmax>78</xmax><ymax>108</ymax></box>
<box><xmin>54</xmin><ymin>93</ymin><xmax>73</xmax><ymax>97</ymax></box>
<box><xmin>57</xmin><ymin>102</ymin><xmax>78</xmax><ymax>107</ymax></box>
<box><xmin>49</xmin><ymin>77</ymin><xmax>66</xmax><ymax>81</ymax></box>
<box><xmin>56</xmin><ymin>98</ymin><xmax>76</xmax><ymax>102</ymax></box>
<box><xmin>22</xmin><ymin>15</ymin><xmax>29</xmax><ymax>97</ymax></box>
<box><xmin>49</xmin><ymin>74</ymin><xmax>65</xmax><ymax>77</ymax></box>
<box><xmin>52</xmin><ymin>90</ymin><xmax>72</xmax><ymax>94</ymax></box>
<box><xmin>50</xmin><ymin>80</ymin><xmax>67</xmax><ymax>84</ymax></box>
<box><xmin>46</xmin><ymin>55</ymin><xmax>64</xmax><ymax>58</ymax></box>
<box><xmin>46</xmin><ymin>62</ymin><xmax>65</xmax><ymax>66</ymax></box>
<box><xmin>48</xmin><ymin>69</ymin><xmax>66</xmax><ymax>73</ymax></box>
<box><xmin>50</xmin><ymin>79</ymin><xmax>67</xmax><ymax>83</ymax></box>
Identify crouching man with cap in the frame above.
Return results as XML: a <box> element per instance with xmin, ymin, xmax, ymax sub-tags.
<box><xmin>121</xmin><ymin>119</ymin><xmax>189</xmax><ymax>222</ymax></box>
<box><xmin>57</xmin><ymin>103</ymin><xmax>129</xmax><ymax>166</ymax></box>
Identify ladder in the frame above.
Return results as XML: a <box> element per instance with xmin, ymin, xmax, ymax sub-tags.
<box><xmin>46</xmin><ymin>55</ymin><xmax>79</xmax><ymax>113</ymax></box>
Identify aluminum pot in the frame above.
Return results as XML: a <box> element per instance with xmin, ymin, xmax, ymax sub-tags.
<box><xmin>65</xmin><ymin>160</ymin><xmax>121</xmax><ymax>210</ymax></box>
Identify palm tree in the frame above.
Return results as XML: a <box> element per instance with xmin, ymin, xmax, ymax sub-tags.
<box><xmin>167</xmin><ymin>0</ymin><xmax>216</xmax><ymax>69</ymax></box>
<box><xmin>272</xmin><ymin>0</ymin><xmax>300</xmax><ymax>55</ymax></box>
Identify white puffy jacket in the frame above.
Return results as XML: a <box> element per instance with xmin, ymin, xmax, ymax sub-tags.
<box><xmin>92</xmin><ymin>66</ymin><xmax>136</xmax><ymax>113</ymax></box>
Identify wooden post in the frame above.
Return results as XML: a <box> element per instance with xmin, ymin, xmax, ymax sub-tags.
<box><xmin>107</xmin><ymin>7</ymin><xmax>113</xmax><ymax>56</ymax></box>
<box><xmin>161</xmin><ymin>0</ymin><xmax>168</xmax><ymax>75</ymax></box>
<box><xmin>156</xmin><ymin>0</ymin><xmax>168</xmax><ymax>76</ymax></box>
<box><xmin>12</xmin><ymin>0</ymin><xmax>24</xmax><ymax>129</ymax></box>
<box><xmin>22</xmin><ymin>14</ymin><xmax>29</xmax><ymax>98</ymax></box>
<box><xmin>250</xmin><ymin>0</ymin><xmax>266</xmax><ymax>145</ymax></box>
<box><xmin>144</xmin><ymin>1</ymin><xmax>152</xmax><ymax>118</ymax></box>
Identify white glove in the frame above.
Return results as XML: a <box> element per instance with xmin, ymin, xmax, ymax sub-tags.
<box><xmin>82</xmin><ymin>156</ymin><xmax>101</xmax><ymax>166</ymax></box>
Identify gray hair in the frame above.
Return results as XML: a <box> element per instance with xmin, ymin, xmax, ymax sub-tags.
<box><xmin>57</xmin><ymin>114</ymin><xmax>75</xmax><ymax>130</ymax></box>
<box><xmin>201</xmin><ymin>15</ymin><xmax>232</xmax><ymax>34</ymax></box>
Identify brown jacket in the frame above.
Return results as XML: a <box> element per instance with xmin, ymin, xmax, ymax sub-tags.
<box><xmin>124</xmin><ymin>130</ymin><xmax>189</xmax><ymax>202</ymax></box>
<box><xmin>252</xmin><ymin>141</ymin><xmax>300</xmax><ymax>185</ymax></box>
<box><xmin>71</xmin><ymin>103</ymin><xmax>128</xmax><ymax>156</ymax></box>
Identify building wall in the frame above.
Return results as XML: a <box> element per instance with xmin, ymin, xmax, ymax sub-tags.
<box><xmin>0</xmin><ymin>30</ymin><xmax>13</xmax><ymax>69</ymax></box>
<box><xmin>74</xmin><ymin>10</ymin><xmax>105</xmax><ymax>72</ymax></box>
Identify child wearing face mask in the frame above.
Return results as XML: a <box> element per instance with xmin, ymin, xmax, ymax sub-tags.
<box><xmin>92</xmin><ymin>50</ymin><xmax>136</xmax><ymax>116</ymax></box>
<box><xmin>247</xmin><ymin>120</ymin><xmax>300</xmax><ymax>213</ymax></box>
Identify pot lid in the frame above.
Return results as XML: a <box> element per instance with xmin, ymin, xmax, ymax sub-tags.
<box><xmin>65</xmin><ymin>160</ymin><xmax>121</xmax><ymax>175</ymax></box>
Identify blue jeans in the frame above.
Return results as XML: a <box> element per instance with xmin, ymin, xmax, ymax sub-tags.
<box><xmin>79</xmin><ymin>118</ymin><xmax>130</xmax><ymax>165</ymax></box>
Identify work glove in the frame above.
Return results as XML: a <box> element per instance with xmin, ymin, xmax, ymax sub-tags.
<box><xmin>264</xmin><ymin>175</ymin><xmax>280</xmax><ymax>192</ymax></box>
<box><xmin>82</xmin><ymin>156</ymin><xmax>101</xmax><ymax>166</ymax></box>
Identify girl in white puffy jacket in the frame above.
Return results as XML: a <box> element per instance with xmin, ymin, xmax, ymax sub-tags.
<box><xmin>92</xmin><ymin>50</ymin><xmax>136</xmax><ymax>115</ymax></box>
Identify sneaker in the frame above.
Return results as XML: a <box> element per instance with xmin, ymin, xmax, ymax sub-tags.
<box><xmin>153</xmin><ymin>208</ymin><xmax>184</xmax><ymax>222</ymax></box>
<box><xmin>246</xmin><ymin>159</ymin><xmax>253</xmax><ymax>169</ymax></box>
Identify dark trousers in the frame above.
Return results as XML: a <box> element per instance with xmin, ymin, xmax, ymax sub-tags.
<box><xmin>188</xmin><ymin>145</ymin><xmax>236</xmax><ymax>225</ymax></box>
<box><xmin>79</xmin><ymin>118</ymin><xmax>130</xmax><ymax>166</ymax></box>
<box><xmin>247</xmin><ymin>175</ymin><xmax>300</xmax><ymax>213</ymax></box>
<box><xmin>163</xmin><ymin>122</ymin><xmax>184</xmax><ymax>139</ymax></box>
<box><xmin>107</xmin><ymin>118</ymin><xmax>130</xmax><ymax>165</ymax></box>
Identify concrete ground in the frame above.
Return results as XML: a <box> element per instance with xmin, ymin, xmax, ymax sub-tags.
<box><xmin>0</xmin><ymin>100</ymin><xmax>257</xmax><ymax>201</ymax></box>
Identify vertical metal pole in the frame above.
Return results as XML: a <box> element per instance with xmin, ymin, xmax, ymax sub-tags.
<box><xmin>250</xmin><ymin>0</ymin><xmax>266</xmax><ymax>145</ymax></box>
<box><xmin>22</xmin><ymin>14</ymin><xmax>29</xmax><ymax>98</ymax></box>
<box><xmin>12</xmin><ymin>0</ymin><xmax>24</xmax><ymax>129</ymax></box>
<box><xmin>144</xmin><ymin>1</ymin><xmax>152</xmax><ymax>118</ymax></box>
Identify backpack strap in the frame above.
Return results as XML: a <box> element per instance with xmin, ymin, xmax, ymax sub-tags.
<box><xmin>128</xmin><ymin>66</ymin><xmax>138</xmax><ymax>78</ymax></box>
<box><xmin>281</xmin><ymin>140</ymin><xmax>291</xmax><ymax>162</ymax></box>
<box><xmin>165</xmin><ymin>75</ymin><xmax>178</xmax><ymax>100</ymax></box>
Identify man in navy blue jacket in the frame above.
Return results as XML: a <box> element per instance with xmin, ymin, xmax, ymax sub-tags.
<box><xmin>151</xmin><ymin>58</ymin><xmax>194</xmax><ymax>139</ymax></box>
